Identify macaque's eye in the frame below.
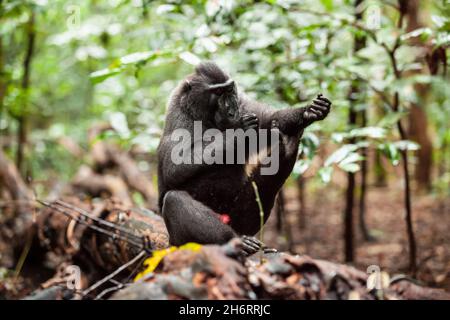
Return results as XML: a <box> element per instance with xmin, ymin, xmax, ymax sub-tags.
<box><xmin>211</xmin><ymin>88</ymin><xmax>223</xmax><ymax>96</ymax></box>
<box><xmin>226</xmin><ymin>85</ymin><xmax>235</xmax><ymax>94</ymax></box>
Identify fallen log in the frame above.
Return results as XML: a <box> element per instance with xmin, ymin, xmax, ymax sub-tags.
<box><xmin>9</xmin><ymin>200</ymin><xmax>450</xmax><ymax>300</ymax></box>
<box><xmin>0</xmin><ymin>149</ymin><xmax>33</xmax><ymax>267</ymax></box>
<box><xmin>111</xmin><ymin>239</ymin><xmax>450</xmax><ymax>300</ymax></box>
<box><xmin>36</xmin><ymin>198</ymin><xmax>169</xmax><ymax>272</ymax></box>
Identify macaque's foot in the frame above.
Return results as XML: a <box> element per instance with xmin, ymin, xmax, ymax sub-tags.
<box><xmin>240</xmin><ymin>235</ymin><xmax>278</xmax><ymax>256</ymax></box>
<box><xmin>241</xmin><ymin>113</ymin><xmax>259</xmax><ymax>130</ymax></box>
<box><xmin>303</xmin><ymin>93</ymin><xmax>332</xmax><ymax>125</ymax></box>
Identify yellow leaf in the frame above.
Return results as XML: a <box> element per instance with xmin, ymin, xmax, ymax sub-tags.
<box><xmin>133</xmin><ymin>243</ymin><xmax>203</xmax><ymax>282</ymax></box>
<box><xmin>178</xmin><ymin>242</ymin><xmax>203</xmax><ymax>252</ymax></box>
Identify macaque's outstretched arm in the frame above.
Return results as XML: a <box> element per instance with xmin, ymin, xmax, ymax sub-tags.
<box><xmin>244</xmin><ymin>94</ymin><xmax>332</xmax><ymax>136</ymax></box>
<box><xmin>271</xmin><ymin>94</ymin><xmax>331</xmax><ymax>135</ymax></box>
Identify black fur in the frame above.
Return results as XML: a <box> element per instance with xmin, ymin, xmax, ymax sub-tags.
<box><xmin>157</xmin><ymin>62</ymin><xmax>331</xmax><ymax>248</ymax></box>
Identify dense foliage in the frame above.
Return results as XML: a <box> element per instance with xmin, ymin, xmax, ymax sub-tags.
<box><xmin>1</xmin><ymin>0</ymin><xmax>449</xmax><ymax>193</ymax></box>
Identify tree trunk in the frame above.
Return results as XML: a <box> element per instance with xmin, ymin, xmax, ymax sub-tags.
<box><xmin>358</xmin><ymin>111</ymin><xmax>373</xmax><ymax>241</ymax></box>
<box><xmin>296</xmin><ymin>175</ymin><xmax>306</xmax><ymax>230</ymax></box>
<box><xmin>394</xmin><ymin>91</ymin><xmax>417</xmax><ymax>275</ymax></box>
<box><xmin>405</xmin><ymin>0</ymin><xmax>433</xmax><ymax>190</ymax></box>
<box><xmin>0</xmin><ymin>35</ymin><xmax>5</xmax><ymax>129</ymax></box>
<box><xmin>343</xmin><ymin>0</ymin><xmax>366</xmax><ymax>263</ymax></box>
<box><xmin>16</xmin><ymin>11</ymin><xmax>36</xmax><ymax>178</ymax></box>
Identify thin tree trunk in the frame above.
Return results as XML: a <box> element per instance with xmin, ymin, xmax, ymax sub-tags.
<box><xmin>405</xmin><ymin>0</ymin><xmax>433</xmax><ymax>191</ymax></box>
<box><xmin>0</xmin><ymin>36</ymin><xmax>5</xmax><ymax>200</ymax></box>
<box><xmin>344</xmin><ymin>103</ymin><xmax>357</xmax><ymax>262</ymax></box>
<box><xmin>296</xmin><ymin>165</ymin><xmax>306</xmax><ymax>230</ymax></box>
<box><xmin>275</xmin><ymin>188</ymin><xmax>294</xmax><ymax>252</ymax></box>
<box><xmin>374</xmin><ymin>148</ymin><xmax>387</xmax><ymax>187</ymax></box>
<box><xmin>0</xmin><ymin>36</ymin><xmax>5</xmax><ymax>128</ymax></box>
<box><xmin>358</xmin><ymin>111</ymin><xmax>373</xmax><ymax>241</ymax></box>
<box><xmin>392</xmin><ymin>0</ymin><xmax>418</xmax><ymax>275</ymax></box>
<box><xmin>16</xmin><ymin>11</ymin><xmax>36</xmax><ymax>178</ymax></box>
<box><xmin>394</xmin><ymin>91</ymin><xmax>417</xmax><ymax>274</ymax></box>
<box><xmin>275</xmin><ymin>191</ymin><xmax>283</xmax><ymax>233</ymax></box>
<box><xmin>344</xmin><ymin>111</ymin><xmax>356</xmax><ymax>255</ymax></box>
<box><xmin>343</xmin><ymin>0</ymin><xmax>365</xmax><ymax>263</ymax></box>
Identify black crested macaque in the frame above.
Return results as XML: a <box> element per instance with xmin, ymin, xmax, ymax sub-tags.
<box><xmin>157</xmin><ymin>62</ymin><xmax>331</xmax><ymax>255</ymax></box>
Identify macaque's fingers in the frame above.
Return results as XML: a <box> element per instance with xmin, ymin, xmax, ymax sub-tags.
<box><xmin>243</xmin><ymin>121</ymin><xmax>258</xmax><ymax>130</ymax></box>
<box><xmin>241</xmin><ymin>245</ymin><xmax>258</xmax><ymax>256</ymax></box>
<box><xmin>310</xmin><ymin>103</ymin><xmax>328</xmax><ymax>113</ymax></box>
<box><xmin>241</xmin><ymin>237</ymin><xmax>261</xmax><ymax>255</ymax></box>
<box><xmin>310</xmin><ymin>108</ymin><xmax>326</xmax><ymax>119</ymax></box>
<box><xmin>241</xmin><ymin>113</ymin><xmax>259</xmax><ymax>130</ymax></box>
<box><xmin>317</xmin><ymin>95</ymin><xmax>332</xmax><ymax>105</ymax></box>
<box><xmin>243</xmin><ymin>118</ymin><xmax>259</xmax><ymax>125</ymax></box>
<box><xmin>243</xmin><ymin>235</ymin><xmax>265</xmax><ymax>249</ymax></box>
<box><xmin>241</xmin><ymin>236</ymin><xmax>278</xmax><ymax>256</ymax></box>
<box><xmin>263</xmin><ymin>248</ymin><xmax>278</xmax><ymax>254</ymax></box>
<box><xmin>307</xmin><ymin>108</ymin><xmax>322</xmax><ymax>118</ymax></box>
<box><xmin>242</xmin><ymin>113</ymin><xmax>257</xmax><ymax>120</ymax></box>
<box><xmin>312</xmin><ymin>99</ymin><xmax>330</xmax><ymax>108</ymax></box>
<box><xmin>243</xmin><ymin>235</ymin><xmax>262</xmax><ymax>246</ymax></box>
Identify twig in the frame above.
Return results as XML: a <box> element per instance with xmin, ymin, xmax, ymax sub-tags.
<box><xmin>54</xmin><ymin>200</ymin><xmax>143</xmax><ymax>244</ymax></box>
<box><xmin>82</xmin><ymin>250</ymin><xmax>147</xmax><ymax>298</ymax></box>
<box><xmin>36</xmin><ymin>200</ymin><xmax>146</xmax><ymax>250</ymax></box>
<box><xmin>94</xmin><ymin>283</ymin><xmax>127</xmax><ymax>300</ymax></box>
<box><xmin>250</xmin><ymin>180</ymin><xmax>265</xmax><ymax>263</ymax></box>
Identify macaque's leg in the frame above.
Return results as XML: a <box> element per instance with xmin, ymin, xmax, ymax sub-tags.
<box><xmin>162</xmin><ymin>190</ymin><xmax>274</xmax><ymax>255</ymax></box>
<box><xmin>162</xmin><ymin>190</ymin><xmax>237</xmax><ymax>246</ymax></box>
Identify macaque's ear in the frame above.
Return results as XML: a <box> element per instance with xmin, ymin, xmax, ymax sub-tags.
<box><xmin>207</xmin><ymin>79</ymin><xmax>235</xmax><ymax>95</ymax></box>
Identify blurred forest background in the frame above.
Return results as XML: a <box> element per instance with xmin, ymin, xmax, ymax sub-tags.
<box><xmin>0</xmin><ymin>0</ymin><xmax>449</xmax><ymax>293</ymax></box>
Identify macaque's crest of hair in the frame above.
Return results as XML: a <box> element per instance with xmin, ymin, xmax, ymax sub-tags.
<box><xmin>195</xmin><ymin>61</ymin><xmax>229</xmax><ymax>84</ymax></box>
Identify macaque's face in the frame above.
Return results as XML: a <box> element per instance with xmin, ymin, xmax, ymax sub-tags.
<box><xmin>208</xmin><ymin>80</ymin><xmax>240</xmax><ymax>128</ymax></box>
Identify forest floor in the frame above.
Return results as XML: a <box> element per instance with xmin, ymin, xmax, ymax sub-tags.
<box><xmin>264</xmin><ymin>181</ymin><xmax>450</xmax><ymax>291</ymax></box>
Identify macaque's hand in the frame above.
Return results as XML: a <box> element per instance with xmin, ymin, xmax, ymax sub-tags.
<box><xmin>303</xmin><ymin>94</ymin><xmax>332</xmax><ymax>125</ymax></box>
<box><xmin>240</xmin><ymin>113</ymin><xmax>259</xmax><ymax>130</ymax></box>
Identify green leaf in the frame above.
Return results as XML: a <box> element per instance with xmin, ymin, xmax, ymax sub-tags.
<box><xmin>339</xmin><ymin>152</ymin><xmax>364</xmax><ymax>166</ymax></box>
<box><xmin>379</xmin><ymin>143</ymin><xmax>400</xmax><ymax>166</ymax></box>
<box><xmin>377</xmin><ymin>112</ymin><xmax>407</xmax><ymax>127</ymax></box>
<box><xmin>318</xmin><ymin>166</ymin><xmax>333</xmax><ymax>184</ymax></box>
<box><xmin>89</xmin><ymin>67</ymin><xmax>122</xmax><ymax>84</ymax></box>
<box><xmin>120</xmin><ymin>51</ymin><xmax>154</xmax><ymax>65</ymax></box>
<box><xmin>179</xmin><ymin>51</ymin><xmax>201</xmax><ymax>66</ymax></box>
<box><xmin>331</xmin><ymin>132</ymin><xmax>347</xmax><ymax>144</ymax></box>
<box><xmin>324</xmin><ymin>144</ymin><xmax>358</xmax><ymax>167</ymax></box>
<box><xmin>320</xmin><ymin>0</ymin><xmax>334</xmax><ymax>11</ymax></box>
<box><xmin>300</xmin><ymin>132</ymin><xmax>320</xmax><ymax>159</ymax></box>
<box><xmin>338</xmin><ymin>162</ymin><xmax>360</xmax><ymax>173</ymax></box>
<box><xmin>293</xmin><ymin>159</ymin><xmax>311</xmax><ymax>177</ymax></box>
<box><xmin>400</xmin><ymin>28</ymin><xmax>432</xmax><ymax>41</ymax></box>
<box><xmin>349</xmin><ymin>127</ymin><xmax>386</xmax><ymax>139</ymax></box>
<box><xmin>394</xmin><ymin>140</ymin><xmax>420</xmax><ymax>151</ymax></box>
